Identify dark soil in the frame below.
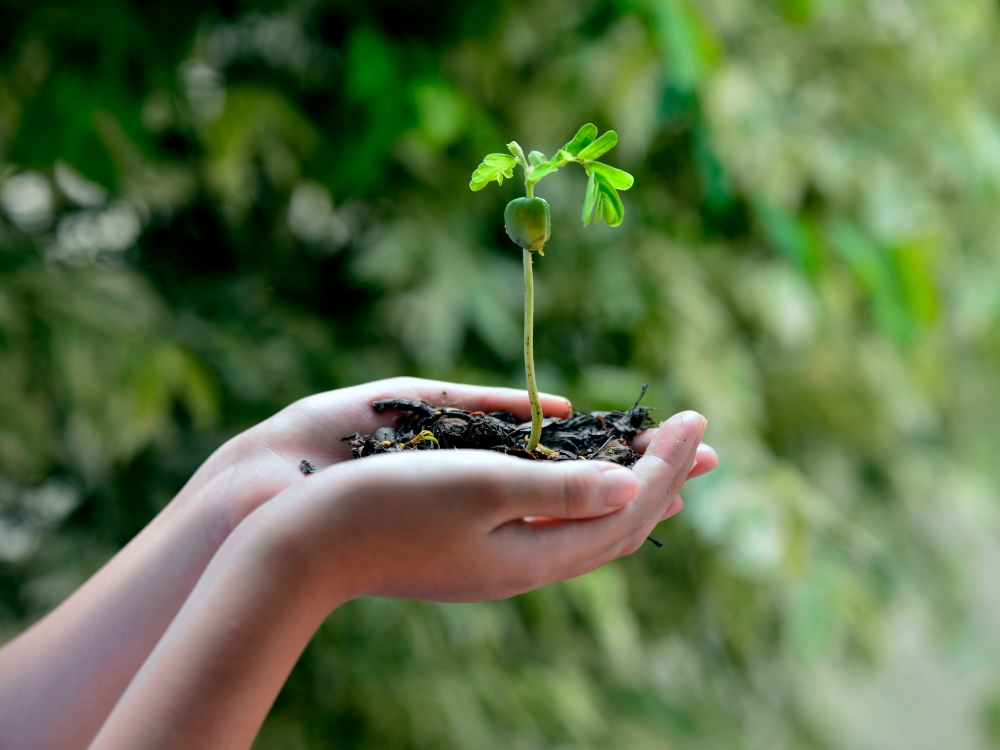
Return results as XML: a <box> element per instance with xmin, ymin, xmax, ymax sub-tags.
<box><xmin>344</xmin><ymin>386</ymin><xmax>654</xmax><ymax>467</ymax></box>
<box><xmin>338</xmin><ymin>386</ymin><xmax>664</xmax><ymax>547</ymax></box>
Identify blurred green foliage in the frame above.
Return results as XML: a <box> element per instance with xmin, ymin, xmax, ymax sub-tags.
<box><xmin>3</xmin><ymin>0</ymin><xmax>1000</xmax><ymax>748</ymax></box>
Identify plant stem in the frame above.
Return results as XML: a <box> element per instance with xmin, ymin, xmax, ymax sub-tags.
<box><xmin>520</xmin><ymin>179</ymin><xmax>544</xmax><ymax>450</ymax></box>
<box><xmin>523</xmin><ymin>247</ymin><xmax>543</xmax><ymax>451</ymax></box>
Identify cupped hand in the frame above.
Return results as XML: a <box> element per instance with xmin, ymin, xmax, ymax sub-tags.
<box><xmin>633</xmin><ymin>428</ymin><xmax>718</xmax><ymax>522</ymax></box>
<box><xmin>255</xmin><ymin>411</ymin><xmax>708</xmax><ymax>606</ymax></box>
<box><xmin>179</xmin><ymin>376</ymin><xmax>716</xmax><ymax>550</ymax></box>
<box><xmin>179</xmin><ymin>377</ymin><xmax>575</xmax><ymax>544</ymax></box>
<box><xmin>81</xmin><ymin>411</ymin><xmax>710</xmax><ymax>750</ymax></box>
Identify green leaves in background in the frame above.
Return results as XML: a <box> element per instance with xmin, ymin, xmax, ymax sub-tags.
<box><xmin>2</xmin><ymin>1</ymin><xmax>999</xmax><ymax>748</ymax></box>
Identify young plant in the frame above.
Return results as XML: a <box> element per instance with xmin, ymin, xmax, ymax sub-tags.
<box><xmin>470</xmin><ymin>124</ymin><xmax>634</xmax><ymax>451</ymax></box>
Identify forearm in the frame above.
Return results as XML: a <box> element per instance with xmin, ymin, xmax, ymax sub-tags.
<box><xmin>0</xmin><ymin>381</ymin><xmax>539</xmax><ymax>748</ymax></box>
<box><xmin>85</xmin><ymin>410</ymin><xmax>708</xmax><ymax>749</ymax></box>
<box><xmin>0</xmin><ymin>442</ymin><xmax>264</xmax><ymax>749</ymax></box>
<box><xmin>88</xmin><ymin>502</ymin><xmax>345</xmax><ymax>750</ymax></box>
<box><xmin>0</xmin><ymin>503</ymin><xmax>223</xmax><ymax>748</ymax></box>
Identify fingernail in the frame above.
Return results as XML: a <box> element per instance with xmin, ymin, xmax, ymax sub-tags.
<box><xmin>603</xmin><ymin>467</ymin><xmax>639</xmax><ymax>507</ymax></box>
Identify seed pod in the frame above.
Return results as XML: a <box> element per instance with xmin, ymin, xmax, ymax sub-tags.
<box><xmin>504</xmin><ymin>197</ymin><xmax>550</xmax><ymax>253</ymax></box>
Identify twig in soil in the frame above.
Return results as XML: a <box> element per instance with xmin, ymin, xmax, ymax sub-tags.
<box><xmin>630</xmin><ymin>383</ymin><xmax>649</xmax><ymax>413</ymax></box>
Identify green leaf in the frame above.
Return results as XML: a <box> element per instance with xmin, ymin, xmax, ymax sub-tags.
<box><xmin>577</xmin><ymin>130</ymin><xmax>618</xmax><ymax>160</ymax></box>
<box><xmin>528</xmin><ymin>161</ymin><xmax>559</xmax><ymax>182</ymax></box>
<box><xmin>582</xmin><ymin>170</ymin><xmax>598</xmax><ymax>227</ymax></box>
<box><xmin>469</xmin><ymin>154</ymin><xmax>517</xmax><ymax>190</ymax></box>
<box><xmin>507</xmin><ymin>141</ymin><xmax>527</xmax><ymax>168</ymax></box>
<box><xmin>528</xmin><ymin>150</ymin><xmax>547</xmax><ymax>167</ymax></box>
<box><xmin>601</xmin><ymin>193</ymin><xmax>619</xmax><ymax>224</ymax></box>
<box><xmin>589</xmin><ymin>161</ymin><xmax>634</xmax><ymax>190</ymax></box>
<box><xmin>483</xmin><ymin>153</ymin><xmax>517</xmax><ymax>167</ymax></box>
<box><xmin>892</xmin><ymin>241</ymin><xmax>940</xmax><ymax>324</ymax></box>
<box><xmin>561</xmin><ymin>123</ymin><xmax>598</xmax><ymax>156</ymax></box>
<box><xmin>594</xmin><ymin>173</ymin><xmax>624</xmax><ymax>226</ymax></box>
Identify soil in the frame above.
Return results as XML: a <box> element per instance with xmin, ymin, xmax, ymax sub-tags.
<box><xmin>338</xmin><ymin>386</ymin><xmax>664</xmax><ymax>547</ymax></box>
<box><xmin>343</xmin><ymin>386</ymin><xmax>654</xmax><ymax>466</ymax></box>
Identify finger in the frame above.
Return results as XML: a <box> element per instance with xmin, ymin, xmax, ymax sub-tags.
<box><xmin>298</xmin><ymin>377</ymin><xmax>572</xmax><ymax>434</ymax></box>
<box><xmin>659</xmin><ymin>494</ymin><xmax>683</xmax><ymax>521</ymax></box>
<box><xmin>570</xmin><ymin>411</ymin><xmax>703</xmax><ymax>561</ymax></box>
<box><xmin>312</xmin><ymin>449</ymin><xmax>638</xmax><ymax>526</ymax></box>
<box><xmin>629</xmin><ymin>412</ymin><xmax>705</xmax><ymax>513</ymax></box>
<box><xmin>497</xmin><ymin>412</ymin><xmax>704</xmax><ymax>577</ymax></box>
<box><xmin>360</xmin><ymin>377</ymin><xmax>572</xmax><ymax>420</ymax></box>
<box><xmin>494</xmin><ymin>460</ymin><xmax>639</xmax><ymax>522</ymax></box>
<box><xmin>688</xmin><ymin>445</ymin><xmax>717</xmax><ymax>479</ymax></box>
<box><xmin>634</xmin><ymin>433</ymin><xmax>718</xmax><ymax>478</ymax></box>
<box><xmin>630</xmin><ymin>428</ymin><xmax>656</xmax><ymax>454</ymax></box>
<box><xmin>284</xmin><ymin>377</ymin><xmax>573</xmax><ymax>462</ymax></box>
<box><xmin>413</xmin><ymin>380</ymin><xmax>572</xmax><ymax>419</ymax></box>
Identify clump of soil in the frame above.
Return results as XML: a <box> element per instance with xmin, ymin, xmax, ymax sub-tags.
<box><xmin>344</xmin><ymin>386</ymin><xmax>654</xmax><ymax>467</ymax></box>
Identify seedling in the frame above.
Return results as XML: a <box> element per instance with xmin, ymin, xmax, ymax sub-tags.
<box><xmin>338</xmin><ymin>130</ymin><xmax>653</xmax><ymax>541</ymax></box>
<box><xmin>470</xmin><ymin>124</ymin><xmax>634</xmax><ymax>451</ymax></box>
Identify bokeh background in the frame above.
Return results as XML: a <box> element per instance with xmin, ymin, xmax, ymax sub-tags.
<box><xmin>3</xmin><ymin>0</ymin><xmax>1000</xmax><ymax>747</ymax></box>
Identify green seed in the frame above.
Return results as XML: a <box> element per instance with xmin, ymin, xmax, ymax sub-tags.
<box><xmin>504</xmin><ymin>197</ymin><xmax>550</xmax><ymax>253</ymax></box>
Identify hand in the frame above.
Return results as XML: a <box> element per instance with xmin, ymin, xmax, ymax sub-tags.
<box><xmin>1</xmin><ymin>374</ymin><xmax>716</xmax><ymax>750</ymax></box>
<box><xmin>633</xmin><ymin>426</ymin><xmax>718</xmax><ymax>522</ymax></box>
<box><xmin>255</xmin><ymin>410</ymin><xmax>710</xmax><ymax>606</ymax></box>
<box><xmin>183</xmin><ymin>377</ymin><xmax>578</xmax><ymax>545</ymax></box>
<box><xmin>0</xmin><ymin>378</ymin><xmax>574</xmax><ymax>750</ymax></box>
<box><xmin>192</xmin><ymin>376</ymin><xmax>719</xmax><ymax>544</ymax></box>
<box><xmin>87</xmin><ymin>411</ymin><xmax>710</xmax><ymax>750</ymax></box>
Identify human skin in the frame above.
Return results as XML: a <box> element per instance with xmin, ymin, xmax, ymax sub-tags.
<box><xmin>0</xmin><ymin>378</ymin><xmax>716</xmax><ymax>749</ymax></box>
<box><xmin>88</xmin><ymin>410</ymin><xmax>707</xmax><ymax>750</ymax></box>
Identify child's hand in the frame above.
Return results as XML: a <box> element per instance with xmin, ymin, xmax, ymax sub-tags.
<box><xmin>182</xmin><ymin>377</ymin><xmax>575</xmax><ymax>544</ymax></box>
<box><xmin>4</xmin><ymin>373</ymin><xmax>716</xmax><ymax>750</ymax></box>
<box><xmin>632</xmin><ymin>426</ymin><xmax>718</xmax><ymax>521</ymax></box>
<box><xmin>253</xmin><ymin>410</ymin><xmax>708</xmax><ymax>607</ymax></box>
<box><xmin>194</xmin><ymin>376</ymin><xmax>719</xmax><ymax>547</ymax></box>
<box><xmin>88</xmin><ymin>411</ymin><xmax>708</xmax><ymax>750</ymax></box>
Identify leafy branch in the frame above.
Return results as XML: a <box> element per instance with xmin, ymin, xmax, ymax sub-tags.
<box><xmin>470</xmin><ymin>124</ymin><xmax>634</xmax><ymax>451</ymax></box>
<box><xmin>470</xmin><ymin>123</ymin><xmax>634</xmax><ymax>226</ymax></box>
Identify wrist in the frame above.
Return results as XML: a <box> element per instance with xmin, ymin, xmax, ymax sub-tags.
<box><xmin>170</xmin><ymin>427</ymin><xmax>306</xmax><ymax>552</ymax></box>
<box><xmin>232</xmin><ymin>479</ymin><xmax>362</xmax><ymax>619</ymax></box>
<box><xmin>88</xmin><ymin>493</ymin><xmax>353</xmax><ymax>750</ymax></box>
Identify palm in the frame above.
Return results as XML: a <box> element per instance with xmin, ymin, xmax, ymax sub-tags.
<box><xmin>206</xmin><ymin>377</ymin><xmax>715</xmax><ymax>535</ymax></box>
<box><xmin>213</xmin><ymin>378</ymin><xmax>572</xmax><ymax>531</ymax></box>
